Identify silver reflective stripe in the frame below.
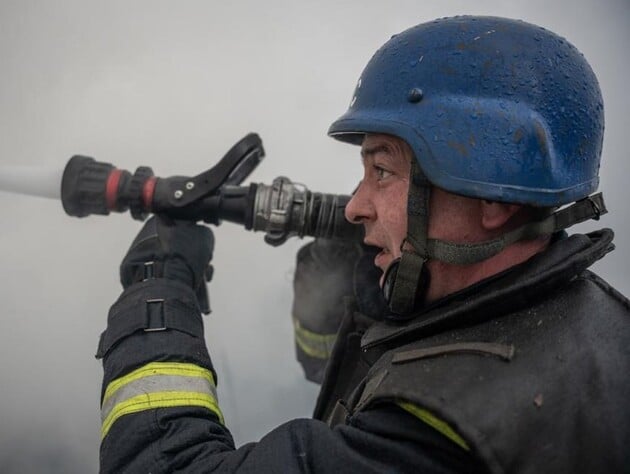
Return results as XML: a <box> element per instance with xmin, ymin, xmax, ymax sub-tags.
<box><xmin>101</xmin><ymin>362</ymin><xmax>223</xmax><ymax>439</ymax></box>
<box><xmin>101</xmin><ymin>374</ymin><xmax>217</xmax><ymax>423</ymax></box>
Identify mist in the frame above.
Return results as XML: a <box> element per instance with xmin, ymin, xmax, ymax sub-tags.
<box><xmin>0</xmin><ymin>166</ymin><xmax>62</xmax><ymax>199</ymax></box>
<box><xmin>0</xmin><ymin>1</ymin><xmax>628</xmax><ymax>472</ymax></box>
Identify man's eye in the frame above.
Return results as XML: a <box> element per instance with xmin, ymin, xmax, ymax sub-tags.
<box><xmin>374</xmin><ymin>166</ymin><xmax>393</xmax><ymax>180</ymax></box>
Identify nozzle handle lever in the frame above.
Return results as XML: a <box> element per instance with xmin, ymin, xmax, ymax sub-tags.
<box><xmin>155</xmin><ymin>133</ymin><xmax>264</xmax><ymax>209</ymax></box>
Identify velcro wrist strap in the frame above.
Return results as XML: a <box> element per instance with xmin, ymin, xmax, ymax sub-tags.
<box><xmin>96</xmin><ymin>279</ymin><xmax>204</xmax><ymax>359</ymax></box>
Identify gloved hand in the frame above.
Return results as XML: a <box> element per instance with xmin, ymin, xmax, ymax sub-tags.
<box><xmin>353</xmin><ymin>245</ymin><xmax>387</xmax><ymax>319</ymax></box>
<box><xmin>120</xmin><ymin>215</ymin><xmax>214</xmax><ymax>312</ymax></box>
<box><xmin>292</xmin><ymin>238</ymin><xmax>360</xmax><ymax>382</ymax></box>
<box><xmin>293</xmin><ymin>239</ymin><xmax>361</xmax><ymax>329</ymax></box>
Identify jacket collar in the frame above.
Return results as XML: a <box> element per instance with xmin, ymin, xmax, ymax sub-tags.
<box><xmin>361</xmin><ymin>229</ymin><xmax>615</xmax><ymax>350</ymax></box>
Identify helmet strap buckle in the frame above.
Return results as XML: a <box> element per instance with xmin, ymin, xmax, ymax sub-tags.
<box><xmin>382</xmin><ymin>251</ymin><xmax>429</xmax><ymax>318</ymax></box>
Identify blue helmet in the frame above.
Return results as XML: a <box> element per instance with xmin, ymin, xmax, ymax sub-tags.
<box><xmin>329</xmin><ymin>16</ymin><xmax>604</xmax><ymax>207</ymax></box>
<box><xmin>330</xmin><ymin>16</ymin><xmax>607</xmax><ymax>316</ymax></box>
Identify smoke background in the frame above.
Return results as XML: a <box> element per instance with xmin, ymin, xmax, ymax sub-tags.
<box><xmin>0</xmin><ymin>1</ymin><xmax>627</xmax><ymax>471</ymax></box>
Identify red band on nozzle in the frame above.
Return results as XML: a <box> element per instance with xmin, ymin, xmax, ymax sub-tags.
<box><xmin>142</xmin><ymin>176</ymin><xmax>157</xmax><ymax>211</ymax></box>
<box><xmin>105</xmin><ymin>169</ymin><xmax>123</xmax><ymax>211</ymax></box>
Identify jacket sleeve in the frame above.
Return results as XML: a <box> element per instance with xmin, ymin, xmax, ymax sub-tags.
<box><xmin>98</xmin><ymin>279</ymin><xmax>484</xmax><ymax>474</ymax></box>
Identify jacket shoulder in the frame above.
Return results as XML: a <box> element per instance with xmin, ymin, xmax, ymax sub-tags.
<box><xmin>353</xmin><ymin>274</ymin><xmax>630</xmax><ymax>474</ymax></box>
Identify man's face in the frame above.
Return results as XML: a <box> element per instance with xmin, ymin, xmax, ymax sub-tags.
<box><xmin>345</xmin><ymin>134</ymin><xmax>411</xmax><ymax>279</ymax></box>
<box><xmin>344</xmin><ymin>134</ymin><xmax>541</xmax><ymax>301</ymax></box>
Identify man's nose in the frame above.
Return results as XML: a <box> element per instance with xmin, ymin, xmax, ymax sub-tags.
<box><xmin>345</xmin><ymin>181</ymin><xmax>374</xmax><ymax>224</ymax></box>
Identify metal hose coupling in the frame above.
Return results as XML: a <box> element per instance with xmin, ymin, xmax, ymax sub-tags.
<box><xmin>251</xmin><ymin>176</ymin><xmax>361</xmax><ymax>246</ymax></box>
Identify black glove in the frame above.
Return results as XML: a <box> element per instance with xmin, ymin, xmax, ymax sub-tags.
<box><xmin>120</xmin><ymin>215</ymin><xmax>214</xmax><ymax>313</ymax></box>
<box><xmin>292</xmin><ymin>238</ymin><xmax>360</xmax><ymax>382</ymax></box>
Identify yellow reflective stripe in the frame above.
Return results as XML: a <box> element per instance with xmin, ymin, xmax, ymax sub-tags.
<box><xmin>293</xmin><ymin>317</ymin><xmax>337</xmax><ymax>359</ymax></box>
<box><xmin>103</xmin><ymin>361</ymin><xmax>215</xmax><ymax>405</ymax></box>
<box><xmin>101</xmin><ymin>390</ymin><xmax>223</xmax><ymax>439</ymax></box>
<box><xmin>397</xmin><ymin>401</ymin><xmax>470</xmax><ymax>451</ymax></box>
<box><xmin>102</xmin><ymin>362</ymin><xmax>223</xmax><ymax>440</ymax></box>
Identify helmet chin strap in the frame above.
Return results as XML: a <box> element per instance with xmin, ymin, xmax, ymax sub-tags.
<box><xmin>382</xmin><ymin>161</ymin><xmax>431</xmax><ymax>316</ymax></box>
<box><xmin>382</xmin><ymin>162</ymin><xmax>608</xmax><ymax>318</ymax></box>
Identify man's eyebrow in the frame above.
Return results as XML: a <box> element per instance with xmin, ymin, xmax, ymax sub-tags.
<box><xmin>360</xmin><ymin>144</ymin><xmax>392</xmax><ymax>159</ymax></box>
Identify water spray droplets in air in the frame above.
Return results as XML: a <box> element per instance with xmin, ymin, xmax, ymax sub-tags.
<box><xmin>0</xmin><ymin>165</ymin><xmax>63</xmax><ymax>200</ymax></box>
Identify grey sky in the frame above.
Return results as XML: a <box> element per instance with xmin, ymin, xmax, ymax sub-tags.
<box><xmin>0</xmin><ymin>1</ymin><xmax>628</xmax><ymax>472</ymax></box>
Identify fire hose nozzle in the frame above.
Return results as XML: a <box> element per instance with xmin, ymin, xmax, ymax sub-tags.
<box><xmin>61</xmin><ymin>133</ymin><xmax>363</xmax><ymax>245</ymax></box>
<box><xmin>61</xmin><ymin>133</ymin><xmax>264</xmax><ymax>221</ymax></box>
<box><xmin>61</xmin><ymin>156</ymin><xmax>123</xmax><ymax>218</ymax></box>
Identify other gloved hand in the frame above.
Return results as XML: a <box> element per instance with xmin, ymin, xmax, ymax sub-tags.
<box><xmin>292</xmin><ymin>238</ymin><xmax>369</xmax><ymax>383</ymax></box>
<box><xmin>120</xmin><ymin>215</ymin><xmax>214</xmax><ymax>312</ymax></box>
<box><xmin>293</xmin><ymin>239</ymin><xmax>361</xmax><ymax>332</ymax></box>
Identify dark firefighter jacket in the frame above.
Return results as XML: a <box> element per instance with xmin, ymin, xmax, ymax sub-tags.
<box><xmin>97</xmin><ymin>229</ymin><xmax>630</xmax><ymax>473</ymax></box>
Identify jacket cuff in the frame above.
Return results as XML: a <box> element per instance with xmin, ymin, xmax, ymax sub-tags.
<box><xmin>96</xmin><ymin>279</ymin><xmax>204</xmax><ymax>359</ymax></box>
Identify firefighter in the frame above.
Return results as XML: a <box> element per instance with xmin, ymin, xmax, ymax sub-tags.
<box><xmin>97</xmin><ymin>16</ymin><xmax>629</xmax><ymax>473</ymax></box>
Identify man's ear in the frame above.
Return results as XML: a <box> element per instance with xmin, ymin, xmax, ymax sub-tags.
<box><xmin>480</xmin><ymin>200</ymin><xmax>522</xmax><ymax>230</ymax></box>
